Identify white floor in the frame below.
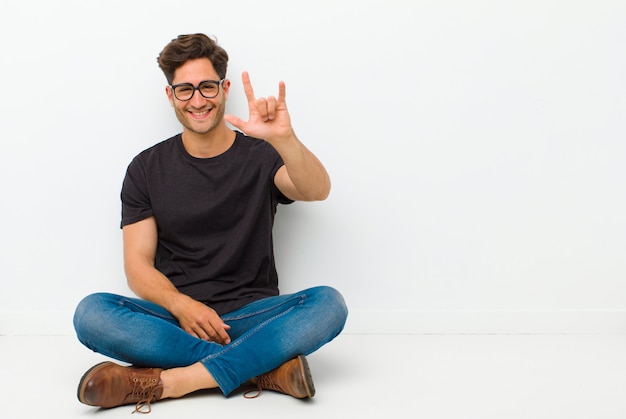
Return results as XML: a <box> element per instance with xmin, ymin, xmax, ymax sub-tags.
<box><xmin>2</xmin><ymin>333</ymin><xmax>626</xmax><ymax>418</ymax></box>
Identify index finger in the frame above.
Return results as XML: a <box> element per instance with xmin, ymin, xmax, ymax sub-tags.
<box><xmin>241</xmin><ymin>71</ymin><xmax>256</xmax><ymax>103</ymax></box>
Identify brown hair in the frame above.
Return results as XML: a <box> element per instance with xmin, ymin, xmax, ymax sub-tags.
<box><xmin>157</xmin><ymin>34</ymin><xmax>229</xmax><ymax>84</ymax></box>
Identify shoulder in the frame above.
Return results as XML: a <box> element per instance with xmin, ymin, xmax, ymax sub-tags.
<box><xmin>126</xmin><ymin>134</ymin><xmax>180</xmax><ymax>170</ymax></box>
<box><xmin>134</xmin><ymin>135</ymin><xmax>179</xmax><ymax>161</ymax></box>
<box><xmin>234</xmin><ymin>131</ymin><xmax>279</xmax><ymax>157</ymax></box>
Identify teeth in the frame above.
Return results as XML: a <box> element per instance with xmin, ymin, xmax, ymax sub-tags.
<box><xmin>192</xmin><ymin>109</ymin><xmax>211</xmax><ymax>116</ymax></box>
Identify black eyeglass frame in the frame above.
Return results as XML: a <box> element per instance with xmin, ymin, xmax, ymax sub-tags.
<box><xmin>169</xmin><ymin>79</ymin><xmax>225</xmax><ymax>101</ymax></box>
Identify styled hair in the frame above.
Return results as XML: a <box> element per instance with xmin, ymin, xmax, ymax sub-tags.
<box><xmin>157</xmin><ymin>34</ymin><xmax>229</xmax><ymax>84</ymax></box>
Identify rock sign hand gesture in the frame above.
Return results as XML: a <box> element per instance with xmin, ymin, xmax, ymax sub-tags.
<box><xmin>224</xmin><ymin>71</ymin><xmax>295</xmax><ymax>146</ymax></box>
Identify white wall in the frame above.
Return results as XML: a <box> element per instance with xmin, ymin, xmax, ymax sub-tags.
<box><xmin>1</xmin><ymin>0</ymin><xmax>625</xmax><ymax>335</ymax></box>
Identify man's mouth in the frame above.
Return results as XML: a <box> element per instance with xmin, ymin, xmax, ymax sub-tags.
<box><xmin>190</xmin><ymin>108</ymin><xmax>212</xmax><ymax>118</ymax></box>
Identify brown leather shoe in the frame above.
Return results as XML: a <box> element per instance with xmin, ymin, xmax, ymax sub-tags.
<box><xmin>246</xmin><ymin>355</ymin><xmax>315</xmax><ymax>399</ymax></box>
<box><xmin>77</xmin><ymin>361</ymin><xmax>164</xmax><ymax>413</ymax></box>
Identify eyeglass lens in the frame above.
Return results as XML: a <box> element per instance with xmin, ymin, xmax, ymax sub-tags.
<box><xmin>173</xmin><ymin>81</ymin><xmax>220</xmax><ymax>100</ymax></box>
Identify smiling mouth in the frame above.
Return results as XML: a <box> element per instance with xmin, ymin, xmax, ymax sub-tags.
<box><xmin>190</xmin><ymin>108</ymin><xmax>212</xmax><ymax>117</ymax></box>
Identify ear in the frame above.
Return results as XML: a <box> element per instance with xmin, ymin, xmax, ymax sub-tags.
<box><xmin>165</xmin><ymin>85</ymin><xmax>175</xmax><ymax>106</ymax></box>
<box><xmin>222</xmin><ymin>79</ymin><xmax>231</xmax><ymax>100</ymax></box>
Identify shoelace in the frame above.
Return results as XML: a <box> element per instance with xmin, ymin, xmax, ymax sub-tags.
<box><xmin>243</xmin><ymin>383</ymin><xmax>263</xmax><ymax>399</ymax></box>
<box><xmin>243</xmin><ymin>374</ymin><xmax>284</xmax><ymax>399</ymax></box>
<box><xmin>130</xmin><ymin>377</ymin><xmax>163</xmax><ymax>414</ymax></box>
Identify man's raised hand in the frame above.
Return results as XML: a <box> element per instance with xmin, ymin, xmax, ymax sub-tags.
<box><xmin>224</xmin><ymin>71</ymin><xmax>295</xmax><ymax>144</ymax></box>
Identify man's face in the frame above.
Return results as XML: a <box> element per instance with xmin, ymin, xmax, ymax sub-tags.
<box><xmin>166</xmin><ymin>58</ymin><xmax>230</xmax><ymax>136</ymax></box>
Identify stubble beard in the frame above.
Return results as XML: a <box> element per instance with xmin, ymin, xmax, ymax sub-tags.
<box><xmin>176</xmin><ymin>100</ymin><xmax>226</xmax><ymax>136</ymax></box>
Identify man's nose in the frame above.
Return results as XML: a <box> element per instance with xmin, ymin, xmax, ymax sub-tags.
<box><xmin>190</xmin><ymin>89</ymin><xmax>206</xmax><ymax>106</ymax></box>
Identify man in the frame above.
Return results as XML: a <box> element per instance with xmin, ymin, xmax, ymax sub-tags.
<box><xmin>73</xmin><ymin>33</ymin><xmax>348</xmax><ymax>414</ymax></box>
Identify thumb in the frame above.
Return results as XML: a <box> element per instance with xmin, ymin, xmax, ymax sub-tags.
<box><xmin>224</xmin><ymin>114</ymin><xmax>245</xmax><ymax>130</ymax></box>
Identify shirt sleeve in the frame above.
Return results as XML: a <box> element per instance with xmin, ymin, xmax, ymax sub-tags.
<box><xmin>120</xmin><ymin>156</ymin><xmax>154</xmax><ymax>228</ymax></box>
<box><xmin>267</xmin><ymin>143</ymin><xmax>294</xmax><ymax>205</ymax></box>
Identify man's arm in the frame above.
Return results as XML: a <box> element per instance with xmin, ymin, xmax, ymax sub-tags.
<box><xmin>273</xmin><ymin>134</ymin><xmax>330</xmax><ymax>202</ymax></box>
<box><xmin>123</xmin><ymin>216</ymin><xmax>231</xmax><ymax>344</ymax></box>
<box><xmin>224</xmin><ymin>72</ymin><xmax>331</xmax><ymax>202</ymax></box>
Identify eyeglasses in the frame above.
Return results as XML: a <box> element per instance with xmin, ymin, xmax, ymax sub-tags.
<box><xmin>170</xmin><ymin>79</ymin><xmax>225</xmax><ymax>101</ymax></box>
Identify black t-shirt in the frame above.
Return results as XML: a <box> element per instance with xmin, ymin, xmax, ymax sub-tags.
<box><xmin>121</xmin><ymin>131</ymin><xmax>292</xmax><ymax>315</ymax></box>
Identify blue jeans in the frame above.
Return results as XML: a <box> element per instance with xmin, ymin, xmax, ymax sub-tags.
<box><xmin>73</xmin><ymin>286</ymin><xmax>347</xmax><ymax>396</ymax></box>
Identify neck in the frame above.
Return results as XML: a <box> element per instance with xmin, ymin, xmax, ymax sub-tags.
<box><xmin>181</xmin><ymin>125</ymin><xmax>236</xmax><ymax>158</ymax></box>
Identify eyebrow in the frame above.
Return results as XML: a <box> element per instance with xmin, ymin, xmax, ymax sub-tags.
<box><xmin>172</xmin><ymin>78</ymin><xmax>222</xmax><ymax>85</ymax></box>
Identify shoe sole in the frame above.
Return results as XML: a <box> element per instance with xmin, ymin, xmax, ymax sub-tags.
<box><xmin>297</xmin><ymin>355</ymin><xmax>316</xmax><ymax>398</ymax></box>
<box><xmin>77</xmin><ymin>361</ymin><xmax>115</xmax><ymax>405</ymax></box>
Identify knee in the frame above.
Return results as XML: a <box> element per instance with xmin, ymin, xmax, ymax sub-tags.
<box><xmin>311</xmin><ymin>286</ymin><xmax>349</xmax><ymax>331</ymax></box>
<box><xmin>73</xmin><ymin>293</ymin><xmax>116</xmax><ymax>340</ymax></box>
<box><xmin>74</xmin><ymin>293</ymin><xmax>108</xmax><ymax>323</ymax></box>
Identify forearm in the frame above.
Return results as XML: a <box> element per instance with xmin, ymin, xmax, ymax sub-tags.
<box><xmin>272</xmin><ymin>131</ymin><xmax>331</xmax><ymax>201</ymax></box>
<box><xmin>121</xmin><ymin>217</ymin><xmax>230</xmax><ymax>343</ymax></box>
<box><xmin>125</xmin><ymin>260</ymin><xmax>192</xmax><ymax>317</ymax></box>
<box><xmin>126</xmin><ymin>261</ymin><xmax>231</xmax><ymax>343</ymax></box>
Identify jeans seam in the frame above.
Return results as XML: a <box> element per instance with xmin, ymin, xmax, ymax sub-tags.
<box><xmin>118</xmin><ymin>298</ymin><xmax>176</xmax><ymax>322</ymax></box>
<box><xmin>201</xmin><ymin>295</ymin><xmax>304</xmax><ymax>362</ymax></box>
<box><xmin>221</xmin><ymin>293</ymin><xmax>305</xmax><ymax>322</ymax></box>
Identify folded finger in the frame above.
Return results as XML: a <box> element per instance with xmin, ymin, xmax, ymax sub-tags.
<box><xmin>255</xmin><ymin>97</ymin><xmax>269</xmax><ymax>121</ymax></box>
<box><xmin>266</xmin><ymin>96</ymin><xmax>277</xmax><ymax>120</ymax></box>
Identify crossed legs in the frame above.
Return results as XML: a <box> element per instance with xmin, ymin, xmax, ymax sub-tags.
<box><xmin>73</xmin><ymin>286</ymin><xmax>347</xmax><ymax>410</ymax></box>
